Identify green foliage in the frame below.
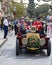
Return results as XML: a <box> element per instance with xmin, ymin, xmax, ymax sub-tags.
<box><xmin>36</xmin><ymin>4</ymin><xmax>50</xmax><ymax>18</ymax></box>
<box><xmin>27</xmin><ymin>0</ymin><xmax>35</xmax><ymax>18</ymax></box>
<box><xmin>0</xmin><ymin>0</ymin><xmax>2</xmax><ymax>2</ymax></box>
<box><xmin>9</xmin><ymin>2</ymin><xmax>25</xmax><ymax>18</ymax></box>
<box><xmin>43</xmin><ymin>0</ymin><xmax>50</xmax><ymax>2</ymax></box>
<box><xmin>28</xmin><ymin>36</ymin><xmax>40</xmax><ymax>48</ymax></box>
<box><xmin>37</xmin><ymin>0</ymin><xmax>41</xmax><ymax>2</ymax></box>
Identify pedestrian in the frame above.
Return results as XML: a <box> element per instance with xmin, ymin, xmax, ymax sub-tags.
<box><xmin>41</xmin><ymin>18</ymin><xmax>47</xmax><ymax>33</ymax></box>
<box><xmin>47</xmin><ymin>21</ymin><xmax>51</xmax><ymax>33</ymax></box>
<box><xmin>14</xmin><ymin>18</ymin><xmax>18</xmax><ymax>35</ymax></box>
<box><xmin>0</xmin><ymin>20</ymin><xmax>1</xmax><ymax>29</ymax></box>
<box><xmin>11</xmin><ymin>19</ymin><xmax>14</xmax><ymax>31</ymax></box>
<box><xmin>3</xmin><ymin>16</ymin><xmax>8</xmax><ymax>39</ymax></box>
<box><xmin>8</xmin><ymin>19</ymin><xmax>12</xmax><ymax>35</ymax></box>
<box><xmin>1</xmin><ymin>17</ymin><xmax>4</xmax><ymax>30</ymax></box>
<box><xmin>16</xmin><ymin>21</ymin><xmax>21</xmax><ymax>33</ymax></box>
<box><xmin>50</xmin><ymin>21</ymin><xmax>52</xmax><ymax>33</ymax></box>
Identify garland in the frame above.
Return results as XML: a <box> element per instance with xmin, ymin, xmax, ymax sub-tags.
<box><xmin>28</xmin><ymin>36</ymin><xmax>40</xmax><ymax>48</ymax></box>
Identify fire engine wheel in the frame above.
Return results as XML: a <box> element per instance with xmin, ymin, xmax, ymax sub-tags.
<box><xmin>47</xmin><ymin>40</ymin><xmax>51</xmax><ymax>56</ymax></box>
<box><xmin>16</xmin><ymin>39</ymin><xmax>20</xmax><ymax>56</ymax></box>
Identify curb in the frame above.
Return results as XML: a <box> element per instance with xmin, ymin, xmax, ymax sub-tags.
<box><xmin>0</xmin><ymin>38</ymin><xmax>8</xmax><ymax>47</ymax></box>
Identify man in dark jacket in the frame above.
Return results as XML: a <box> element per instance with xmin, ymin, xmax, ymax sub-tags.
<box><xmin>14</xmin><ymin>18</ymin><xmax>18</xmax><ymax>35</ymax></box>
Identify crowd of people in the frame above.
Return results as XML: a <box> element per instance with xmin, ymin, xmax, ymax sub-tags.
<box><xmin>0</xmin><ymin>16</ymin><xmax>52</xmax><ymax>39</ymax></box>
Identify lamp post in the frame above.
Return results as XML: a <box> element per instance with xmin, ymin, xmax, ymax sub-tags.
<box><xmin>14</xmin><ymin>7</ymin><xmax>16</xmax><ymax>11</ymax></box>
<box><xmin>48</xmin><ymin>8</ymin><xmax>51</xmax><ymax>15</ymax></box>
<box><xmin>13</xmin><ymin>6</ymin><xmax>16</xmax><ymax>18</ymax></box>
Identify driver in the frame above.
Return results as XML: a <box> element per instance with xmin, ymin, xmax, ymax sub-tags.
<box><xmin>32</xmin><ymin>18</ymin><xmax>44</xmax><ymax>35</ymax></box>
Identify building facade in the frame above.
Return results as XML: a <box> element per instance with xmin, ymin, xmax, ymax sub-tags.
<box><xmin>1</xmin><ymin>0</ymin><xmax>13</xmax><ymax>13</ymax></box>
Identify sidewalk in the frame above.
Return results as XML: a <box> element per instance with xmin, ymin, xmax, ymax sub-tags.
<box><xmin>0</xmin><ymin>30</ymin><xmax>7</xmax><ymax>47</ymax></box>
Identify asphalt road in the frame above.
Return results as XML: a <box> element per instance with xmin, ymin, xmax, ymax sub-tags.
<box><xmin>0</xmin><ymin>35</ymin><xmax>52</xmax><ymax>65</ymax></box>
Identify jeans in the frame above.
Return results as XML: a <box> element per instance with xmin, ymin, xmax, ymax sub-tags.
<box><xmin>4</xmin><ymin>26</ymin><xmax>8</xmax><ymax>38</ymax></box>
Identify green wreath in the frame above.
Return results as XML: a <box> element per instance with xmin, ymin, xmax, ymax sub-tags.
<box><xmin>28</xmin><ymin>36</ymin><xmax>40</xmax><ymax>48</ymax></box>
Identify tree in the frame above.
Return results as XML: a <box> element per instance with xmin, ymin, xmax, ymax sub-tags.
<box><xmin>27</xmin><ymin>0</ymin><xmax>35</xmax><ymax>18</ymax></box>
<box><xmin>36</xmin><ymin>4</ymin><xmax>50</xmax><ymax>18</ymax></box>
<box><xmin>7</xmin><ymin>2</ymin><xmax>25</xmax><ymax>18</ymax></box>
<box><xmin>43</xmin><ymin>0</ymin><xmax>50</xmax><ymax>2</ymax></box>
<box><xmin>0</xmin><ymin>0</ymin><xmax>2</xmax><ymax>2</ymax></box>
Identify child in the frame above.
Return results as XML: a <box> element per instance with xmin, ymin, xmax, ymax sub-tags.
<box><xmin>47</xmin><ymin>22</ymin><xmax>51</xmax><ymax>33</ymax></box>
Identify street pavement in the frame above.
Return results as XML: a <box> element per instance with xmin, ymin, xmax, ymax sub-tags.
<box><xmin>0</xmin><ymin>31</ymin><xmax>52</xmax><ymax>65</ymax></box>
<box><xmin>0</xmin><ymin>31</ymin><xmax>7</xmax><ymax>47</ymax></box>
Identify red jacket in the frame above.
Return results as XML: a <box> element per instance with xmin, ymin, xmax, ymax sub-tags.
<box><xmin>32</xmin><ymin>21</ymin><xmax>42</xmax><ymax>30</ymax></box>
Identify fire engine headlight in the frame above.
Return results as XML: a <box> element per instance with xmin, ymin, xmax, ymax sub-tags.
<box><xmin>40</xmin><ymin>38</ymin><xmax>45</xmax><ymax>46</ymax></box>
<box><xmin>22</xmin><ymin>38</ymin><xmax>28</xmax><ymax>45</ymax></box>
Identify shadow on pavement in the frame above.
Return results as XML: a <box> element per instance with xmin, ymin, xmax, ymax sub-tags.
<box><xmin>0</xmin><ymin>47</ymin><xmax>49</xmax><ymax>60</ymax></box>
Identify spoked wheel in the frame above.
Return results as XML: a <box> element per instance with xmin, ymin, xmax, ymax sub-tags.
<box><xmin>47</xmin><ymin>40</ymin><xmax>51</xmax><ymax>56</ymax></box>
<box><xmin>16</xmin><ymin>39</ymin><xmax>20</xmax><ymax>55</ymax></box>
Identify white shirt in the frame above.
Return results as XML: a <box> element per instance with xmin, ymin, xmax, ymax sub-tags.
<box><xmin>9</xmin><ymin>21</ymin><xmax>11</xmax><ymax>25</ymax></box>
<box><xmin>3</xmin><ymin>19</ymin><xmax>8</xmax><ymax>26</ymax></box>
